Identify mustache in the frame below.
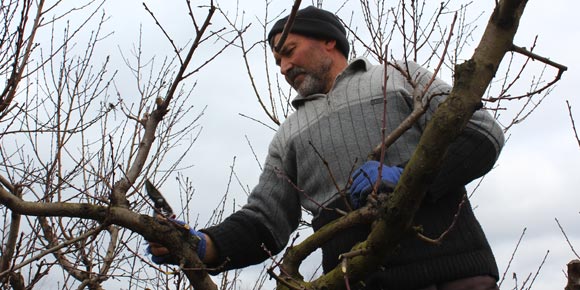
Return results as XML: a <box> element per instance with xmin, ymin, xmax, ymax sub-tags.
<box><xmin>285</xmin><ymin>67</ymin><xmax>307</xmax><ymax>84</ymax></box>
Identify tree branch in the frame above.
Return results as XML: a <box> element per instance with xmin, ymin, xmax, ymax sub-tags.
<box><xmin>0</xmin><ymin>184</ymin><xmax>217</xmax><ymax>289</ymax></box>
<box><xmin>274</xmin><ymin>0</ymin><xmax>302</xmax><ymax>52</ymax></box>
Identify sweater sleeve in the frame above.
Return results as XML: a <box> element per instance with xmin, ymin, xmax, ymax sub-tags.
<box><xmin>401</xmin><ymin>61</ymin><xmax>505</xmax><ymax>200</ymax></box>
<box><xmin>202</xmin><ymin>211</ymin><xmax>280</xmax><ymax>271</ymax></box>
<box><xmin>201</xmin><ymin>130</ymin><xmax>302</xmax><ymax>271</ymax></box>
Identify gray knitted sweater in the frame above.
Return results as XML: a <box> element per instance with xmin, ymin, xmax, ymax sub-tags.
<box><xmin>204</xmin><ymin>58</ymin><xmax>504</xmax><ymax>288</ymax></box>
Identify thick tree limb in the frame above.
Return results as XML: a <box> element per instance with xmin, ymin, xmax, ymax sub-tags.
<box><xmin>280</xmin><ymin>206</ymin><xmax>377</xmax><ymax>279</ymax></box>
<box><xmin>0</xmin><ymin>183</ymin><xmax>216</xmax><ymax>289</ymax></box>
<box><xmin>0</xmin><ymin>180</ymin><xmax>20</xmax><ymax>277</ymax></box>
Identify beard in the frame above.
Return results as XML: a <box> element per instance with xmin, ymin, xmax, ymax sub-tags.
<box><xmin>286</xmin><ymin>57</ymin><xmax>333</xmax><ymax>96</ymax></box>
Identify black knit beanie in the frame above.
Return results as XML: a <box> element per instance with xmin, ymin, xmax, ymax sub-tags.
<box><xmin>267</xmin><ymin>6</ymin><xmax>349</xmax><ymax>58</ymax></box>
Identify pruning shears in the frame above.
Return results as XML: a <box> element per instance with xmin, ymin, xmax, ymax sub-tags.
<box><xmin>145</xmin><ymin>179</ymin><xmax>176</xmax><ymax>219</ymax></box>
<box><xmin>144</xmin><ymin>179</ymin><xmax>203</xmax><ymax>266</ymax></box>
<box><xmin>144</xmin><ymin>179</ymin><xmax>193</xmax><ymax>233</ymax></box>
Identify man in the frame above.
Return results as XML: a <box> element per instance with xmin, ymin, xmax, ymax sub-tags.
<box><xmin>149</xmin><ymin>6</ymin><xmax>505</xmax><ymax>290</ymax></box>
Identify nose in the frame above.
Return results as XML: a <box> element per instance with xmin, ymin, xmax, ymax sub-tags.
<box><xmin>280</xmin><ymin>59</ymin><xmax>293</xmax><ymax>76</ymax></box>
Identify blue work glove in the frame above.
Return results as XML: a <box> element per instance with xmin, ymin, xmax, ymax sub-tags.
<box><xmin>147</xmin><ymin>219</ymin><xmax>207</xmax><ymax>265</ymax></box>
<box><xmin>350</xmin><ymin>161</ymin><xmax>403</xmax><ymax>208</ymax></box>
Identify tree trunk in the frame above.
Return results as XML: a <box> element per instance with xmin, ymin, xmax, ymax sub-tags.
<box><xmin>566</xmin><ymin>260</ymin><xmax>580</xmax><ymax>290</ymax></box>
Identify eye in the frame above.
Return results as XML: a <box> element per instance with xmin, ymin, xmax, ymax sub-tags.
<box><xmin>284</xmin><ymin>46</ymin><xmax>295</xmax><ymax>57</ymax></box>
<box><xmin>274</xmin><ymin>44</ymin><xmax>296</xmax><ymax>67</ymax></box>
<box><xmin>279</xmin><ymin>45</ymin><xmax>294</xmax><ymax>57</ymax></box>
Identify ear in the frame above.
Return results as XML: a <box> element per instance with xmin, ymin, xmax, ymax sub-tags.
<box><xmin>324</xmin><ymin>39</ymin><xmax>337</xmax><ymax>51</ymax></box>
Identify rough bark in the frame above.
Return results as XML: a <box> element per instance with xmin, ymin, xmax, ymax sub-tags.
<box><xmin>567</xmin><ymin>260</ymin><xmax>580</xmax><ymax>290</ymax></box>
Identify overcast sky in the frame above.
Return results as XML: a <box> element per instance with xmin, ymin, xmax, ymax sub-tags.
<box><xmin>94</xmin><ymin>0</ymin><xmax>580</xmax><ymax>289</ymax></box>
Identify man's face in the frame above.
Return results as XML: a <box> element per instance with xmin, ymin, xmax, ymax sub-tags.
<box><xmin>272</xmin><ymin>33</ymin><xmax>334</xmax><ymax>96</ymax></box>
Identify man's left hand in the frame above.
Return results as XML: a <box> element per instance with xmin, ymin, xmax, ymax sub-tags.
<box><xmin>350</xmin><ymin>161</ymin><xmax>403</xmax><ymax>208</ymax></box>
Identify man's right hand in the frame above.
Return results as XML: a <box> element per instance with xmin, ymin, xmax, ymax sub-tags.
<box><xmin>146</xmin><ymin>219</ymin><xmax>207</xmax><ymax>265</ymax></box>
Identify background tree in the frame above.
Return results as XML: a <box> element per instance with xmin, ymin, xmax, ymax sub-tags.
<box><xmin>0</xmin><ymin>0</ymin><xmax>576</xmax><ymax>289</ymax></box>
<box><xmin>0</xmin><ymin>0</ymin><xmax>239</xmax><ymax>289</ymax></box>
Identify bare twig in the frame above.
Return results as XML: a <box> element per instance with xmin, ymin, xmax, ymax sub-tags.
<box><xmin>566</xmin><ymin>100</ymin><xmax>580</xmax><ymax>149</ymax></box>
<box><xmin>420</xmin><ymin>12</ymin><xmax>458</xmax><ymax>97</ymax></box>
<box><xmin>161</xmin><ymin>5</ymin><xmax>216</xmax><ymax>109</ymax></box>
<box><xmin>308</xmin><ymin>141</ymin><xmax>350</xmax><ymax>209</ymax></box>
<box><xmin>499</xmin><ymin>228</ymin><xmax>526</xmax><ymax>287</ymax></box>
<box><xmin>526</xmin><ymin>250</ymin><xmax>549</xmax><ymax>290</ymax></box>
<box><xmin>373</xmin><ymin>47</ymin><xmax>390</xmax><ymax>196</ymax></box>
<box><xmin>369</xmin><ymin>11</ymin><xmax>456</xmax><ymax>161</ymax></box>
<box><xmin>142</xmin><ymin>3</ymin><xmax>184</xmax><ymax>65</ymax></box>
<box><xmin>0</xmin><ymin>225</ymin><xmax>105</xmax><ymax>278</ymax></box>
<box><xmin>486</xmin><ymin>44</ymin><xmax>567</xmax><ymax>102</ymax></box>
<box><xmin>273</xmin><ymin>167</ymin><xmax>343</xmax><ymax>215</ymax></box>
<box><xmin>511</xmin><ymin>44</ymin><xmax>568</xmax><ymax>72</ymax></box>
<box><xmin>0</xmin><ymin>0</ymin><xmax>45</xmax><ymax>119</ymax></box>
<box><xmin>556</xmin><ymin>218</ymin><xmax>580</xmax><ymax>259</ymax></box>
<box><xmin>238</xmin><ymin>113</ymin><xmax>278</xmax><ymax>131</ymax></box>
<box><xmin>274</xmin><ymin>0</ymin><xmax>302</xmax><ymax>52</ymax></box>
<box><xmin>416</xmin><ymin>192</ymin><xmax>467</xmax><ymax>244</ymax></box>
<box><xmin>221</xmin><ymin>3</ymin><xmax>283</xmax><ymax>120</ymax></box>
